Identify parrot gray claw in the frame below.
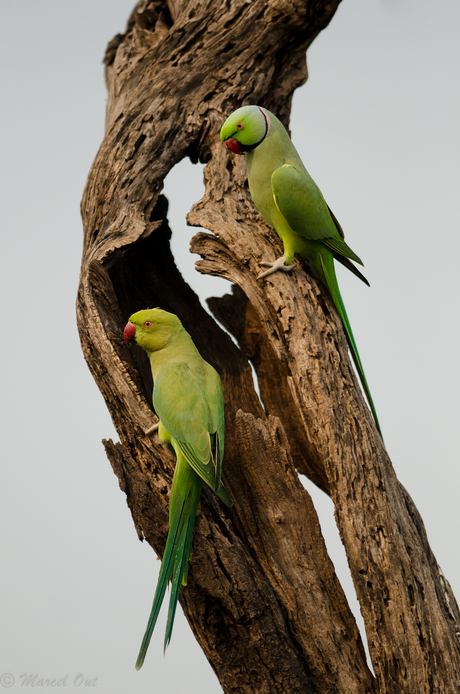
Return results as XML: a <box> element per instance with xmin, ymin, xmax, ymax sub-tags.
<box><xmin>257</xmin><ymin>255</ymin><xmax>296</xmax><ymax>279</ymax></box>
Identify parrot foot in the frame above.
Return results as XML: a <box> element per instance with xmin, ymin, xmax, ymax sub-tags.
<box><xmin>257</xmin><ymin>255</ymin><xmax>296</xmax><ymax>279</ymax></box>
<box><xmin>145</xmin><ymin>421</ymin><xmax>159</xmax><ymax>436</ymax></box>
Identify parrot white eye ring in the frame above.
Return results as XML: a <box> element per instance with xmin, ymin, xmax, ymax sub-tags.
<box><xmin>236</xmin><ymin>122</ymin><xmax>244</xmax><ymax>130</ymax></box>
<box><xmin>144</xmin><ymin>321</ymin><xmax>152</xmax><ymax>328</ymax></box>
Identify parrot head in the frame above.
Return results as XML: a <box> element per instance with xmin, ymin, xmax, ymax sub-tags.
<box><xmin>124</xmin><ymin>308</ymin><xmax>183</xmax><ymax>354</ymax></box>
<box><xmin>220</xmin><ymin>105</ymin><xmax>269</xmax><ymax>155</ymax></box>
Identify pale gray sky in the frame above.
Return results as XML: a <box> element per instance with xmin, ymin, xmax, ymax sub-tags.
<box><xmin>1</xmin><ymin>1</ymin><xmax>459</xmax><ymax>692</ymax></box>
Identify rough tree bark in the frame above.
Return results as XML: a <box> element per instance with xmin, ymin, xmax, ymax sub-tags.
<box><xmin>77</xmin><ymin>1</ymin><xmax>460</xmax><ymax>692</ymax></box>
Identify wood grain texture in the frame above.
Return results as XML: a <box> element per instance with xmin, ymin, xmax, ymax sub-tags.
<box><xmin>77</xmin><ymin>0</ymin><xmax>460</xmax><ymax>691</ymax></box>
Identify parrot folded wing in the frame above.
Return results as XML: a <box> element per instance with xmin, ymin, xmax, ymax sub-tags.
<box><xmin>326</xmin><ymin>204</ymin><xmax>369</xmax><ymax>283</ymax></box>
<box><xmin>271</xmin><ymin>164</ymin><xmax>336</xmax><ymax>241</ymax></box>
<box><xmin>271</xmin><ymin>164</ymin><xmax>364</xmax><ymax>266</ymax></box>
<box><xmin>153</xmin><ymin>362</ymin><xmax>227</xmax><ymax>499</ymax></box>
<box><xmin>322</xmin><ymin>236</ymin><xmax>364</xmax><ymax>266</ymax></box>
<box><xmin>326</xmin><ymin>204</ymin><xmax>345</xmax><ymax>239</ymax></box>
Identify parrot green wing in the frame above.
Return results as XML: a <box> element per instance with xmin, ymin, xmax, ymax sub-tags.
<box><xmin>323</xmin><ymin>236</ymin><xmax>364</xmax><ymax>266</ymax></box>
<box><xmin>327</xmin><ymin>204</ymin><xmax>345</xmax><ymax>239</ymax></box>
<box><xmin>153</xmin><ymin>362</ymin><xmax>225</xmax><ymax>497</ymax></box>
<box><xmin>203</xmin><ymin>362</ymin><xmax>225</xmax><ymax>489</ymax></box>
<box><xmin>271</xmin><ymin>164</ymin><xmax>364</xmax><ymax>266</ymax></box>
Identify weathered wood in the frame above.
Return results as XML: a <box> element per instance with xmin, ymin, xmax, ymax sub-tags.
<box><xmin>77</xmin><ymin>0</ymin><xmax>460</xmax><ymax>691</ymax></box>
<box><xmin>190</xmin><ymin>137</ymin><xmax>460</xmax><ymax>692</ymax></box>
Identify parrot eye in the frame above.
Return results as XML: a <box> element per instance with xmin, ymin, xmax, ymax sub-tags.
<box><xmin>144</xmin><ymin>321</ymin><xmax>152</xmax><ymax>328</ymax></box>
<box><xmin>236</xmin><ymin>122</ymin><xmax>244</xmax><ymax>130</ymax></box>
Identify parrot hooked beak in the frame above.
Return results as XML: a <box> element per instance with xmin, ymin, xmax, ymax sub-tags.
<box><xmin>223</xmin><ymin>137</ymin><xmax>243</xmax><ymax>155</ymax></box>
<box><xmin>124</xmin><ymin>321</ymin><xmax>136</xmax><ymax>343</ymax></box>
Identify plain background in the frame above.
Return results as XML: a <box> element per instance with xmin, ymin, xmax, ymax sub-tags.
<box><xmin>1</xmin><ymin>0</ymin><xmax>459</xmax><ymax>691</ymax></box>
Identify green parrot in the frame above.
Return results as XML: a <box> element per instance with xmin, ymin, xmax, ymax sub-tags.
<box><xmin>220</xmin><ymin>105</ymin><xmax>382</xmax><ymax>438</ymax></box>
<box><xmin>124</xmin><ymin>308</ymin><xmax>232</xmax><ymax>667</ymax></box>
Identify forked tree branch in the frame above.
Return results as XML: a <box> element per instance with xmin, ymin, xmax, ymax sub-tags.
<box><xmin>77</xmin><ymin>1</ymin><xmax>460</xmax><ymax>691</ymax></box>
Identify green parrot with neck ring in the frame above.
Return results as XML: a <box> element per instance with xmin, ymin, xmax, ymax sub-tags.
<box><xmin>220</xmin><ymin>104</ymin><xmax>382</xmax><ymax>439</ymax></box>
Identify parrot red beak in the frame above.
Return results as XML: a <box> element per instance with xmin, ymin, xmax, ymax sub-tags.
<box><xmin>224</xmin><ymin>137</ymin><xmax>243</xmax><ymax>155</ymax></box>
<box><xmin>124</xmin><ymin>321</ymin><xmax>136</xmax><ymax>343</ymax></box>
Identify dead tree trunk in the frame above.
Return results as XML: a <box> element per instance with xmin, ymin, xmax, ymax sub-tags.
<box><xmin>77</xmin><ymin>1</ymin><xmax>460</xmax><ymax>691</ymax></box>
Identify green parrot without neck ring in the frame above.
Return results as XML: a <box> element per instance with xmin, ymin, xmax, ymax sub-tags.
<box><xmin>124</xmin><ymin>308</ymin><xmax>232</xmax><ymax>667</ymax></box>
<box><xmin>220</xmin><ymin>104</ymin><xmax>382</xmax><ymax>439</ymax></box>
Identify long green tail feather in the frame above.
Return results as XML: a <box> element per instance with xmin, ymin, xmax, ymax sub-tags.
<box><xmin>164</xmin><ymin>513</ymin><xmax>195</xmax><ymax>650</ymax></box>
<box><xmin>135</xmin><ymin>458</ymin><xmax>203</xmax><ymax>669</ymax></box>
<box><xmin>318</xmin><ymin>253</ymin><xmax>383</xmax><ymax>439</ymax></box>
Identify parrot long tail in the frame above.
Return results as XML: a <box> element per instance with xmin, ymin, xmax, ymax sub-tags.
<box><xmin>318</xmin><ymin>252</ymin><xmax>383</xmax><ymax>439</ymax></box>
<box><xmin>135</xmin><ymin>456</ymin><xmax>203</xmax><ymax>669</ymax></box>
